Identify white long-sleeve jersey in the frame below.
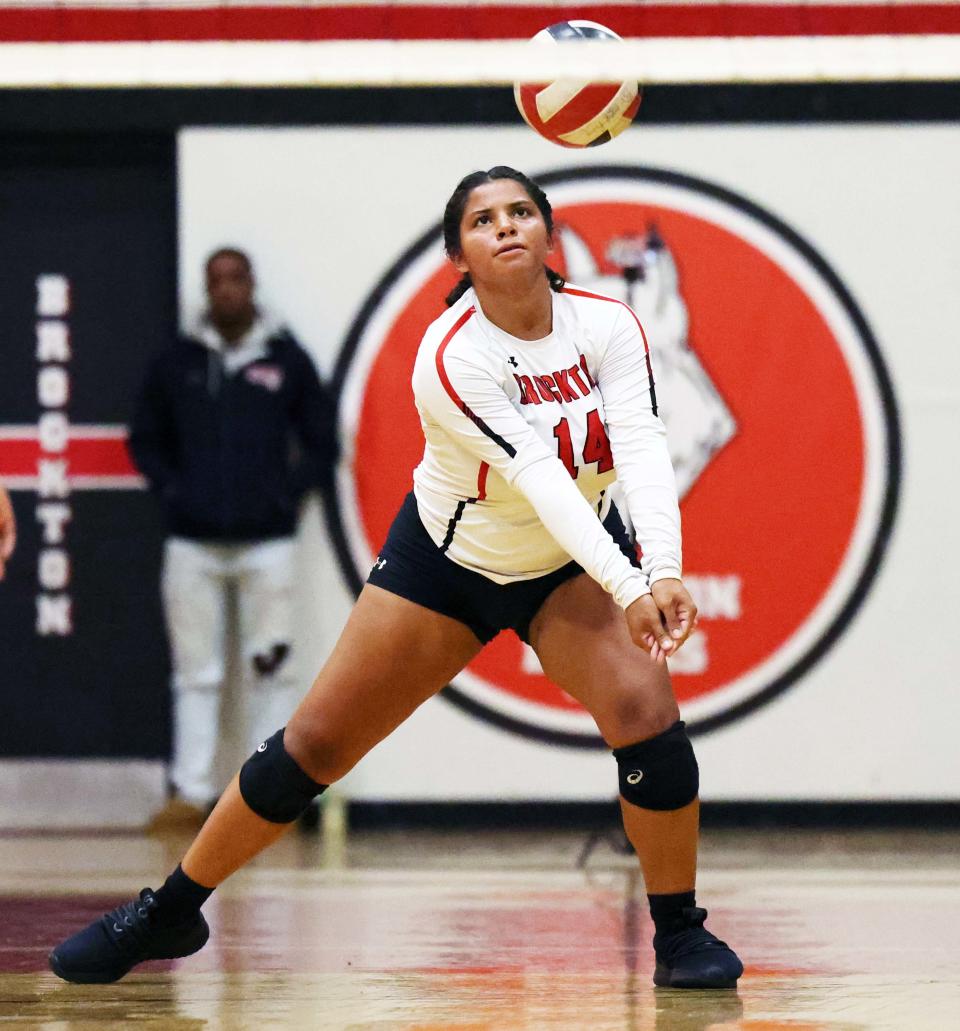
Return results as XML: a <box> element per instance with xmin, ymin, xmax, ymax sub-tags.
<box><xmin>411</xmin><ymin>284</ymin><xmax>682</xmax><ymax>611</ymax></box>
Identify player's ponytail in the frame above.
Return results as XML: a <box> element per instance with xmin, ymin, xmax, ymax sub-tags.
<box><xmin>545</xmin><ymin>267</ymin><xmax>566</xmax><ymax>293</ymax></box>
<box><xmin>445</xmin><ymin>274</ymin><xmax>473</xmax><ymax>307</ymax></box>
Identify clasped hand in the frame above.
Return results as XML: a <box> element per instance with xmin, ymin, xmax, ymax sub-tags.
<box><xmin>625</xmin><ymin>578</ymin><xmax>698</xmax><ymax>664</ymax></box>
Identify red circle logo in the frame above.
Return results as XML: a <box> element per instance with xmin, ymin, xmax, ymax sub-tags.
<box><xmin>331</xmin><ymin>167</ymin><xmax>900</xmax><ymax>745</ymax></box>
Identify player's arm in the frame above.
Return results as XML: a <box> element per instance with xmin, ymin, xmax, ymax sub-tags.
<box><xmin>597</xmin><ymin>306</ymin><xmax>696</xmax><ymax>655</ymax></box>
<box><xmin>0</xmin><ymin>480</ymin><xmax>16</xmax><ymax>581</ymax></box>
<box><xmin>415</xmin><ymin>340</ymin><xmax>676</xmax><ymax>656</ymax></box>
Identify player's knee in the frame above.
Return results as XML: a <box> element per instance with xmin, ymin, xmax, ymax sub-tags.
<box><xmin>613</xmin><ymin>720</ymin><xmax>699</xmax><ymax>811</ymax></box>
<box><xmin>282</xmin><ymin>720</ymin><xmax>357</xmax><ymax>785</ymax></box>
<box><xmin>605</xmin><ymin>693</ymin><xmax>678</xmax><ymax>747</ymax></box>
<box><xmin>238</xmin><ymin>728</ymin><xmax>327</xmax><ymax>823</ymax></box>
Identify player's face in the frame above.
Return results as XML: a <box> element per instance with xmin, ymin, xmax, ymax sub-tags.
<box><xmin>206</xmin><ymin>255</ymin><xmax>254</xmax><ymax>326</ymax></box>
<box><xmin>453</xmin><ymin>181</ymin><xmax>552</xmax><ymax>284</ymax></box>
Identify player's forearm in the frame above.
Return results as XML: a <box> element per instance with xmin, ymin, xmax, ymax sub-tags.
<box><xmin>509</xmin><ymin>455</ymin><xmax>649</xmax><ymax>610</ymax></box>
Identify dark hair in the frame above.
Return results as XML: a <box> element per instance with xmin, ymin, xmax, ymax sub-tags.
<box><xmin>442</xmin><ymin>166</ymin><xmax>565</xmax><ymax>306</ymax></box>
<box><xmin>205</xmin><ymin>247</ymin><xmax>253</xmax><ymax>276</ymax></box>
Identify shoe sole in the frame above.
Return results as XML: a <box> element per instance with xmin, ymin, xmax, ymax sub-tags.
<box><xmin>48</xmin><ymin>950</ymin><xmax>134</xmax><ymax>984</ymax></box>
<box><xmin>654</xmin><ymin>962</ymin><xmax>740</xmax><ymax>990</ymax></box>
<box><xmin>48</xmin><ymin>919</ymin><xmax>210</xmax><ymax>984</ymax></box>
<box><xmin>654</xmin><ymin>974</ymin><xmax>739</xmax><ymax>989</ymax></box>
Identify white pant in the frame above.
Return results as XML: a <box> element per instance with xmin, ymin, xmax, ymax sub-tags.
<box><xmin>161</xmin><ymin>536</ymin><xmax>301</xmax><ymax>806</ymax></box>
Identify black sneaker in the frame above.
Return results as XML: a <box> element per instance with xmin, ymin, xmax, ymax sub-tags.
<box><xmin>653</xmin><ymin>906</ymin><xmax>743</xmax><ymax>989</ymax></box>
<box><xmin>48</xmin><ymin>888</ymin><xmax>209</xmax><ymax>984</ymax></box>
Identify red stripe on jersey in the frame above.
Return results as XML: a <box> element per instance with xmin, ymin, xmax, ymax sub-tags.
<box><xmin>562</xmin><ymin>285</ymin><xmax>647</xmax><ymax>351</ymax></box>
<box><xmin>435</xmin><ymin>306</ymin><xmax>518</xmax><ymax>459</ymax></box>
<box><xmin>477</xmin><ymin>461</ymin><xmax>489</xmax><ymax>501</ymax></box>
<box><xmin>562</xmin><ymin>286</ymin><xmax>658</xmax><ymax>416</ymax></box>
<box><xmin>437</xmin><ymin>305</ymin><xmax>478</xmax><ymax>414</ymax></box>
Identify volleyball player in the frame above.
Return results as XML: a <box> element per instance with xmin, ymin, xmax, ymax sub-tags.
<box><xmin>49</xmin><ymin>167</ymin><xmax>743</xmax><ymax>990</ymax></box>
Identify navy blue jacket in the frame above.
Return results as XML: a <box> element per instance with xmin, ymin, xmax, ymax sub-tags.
<box><xmin>129</xmin><ymin>326</ymin><xmax>338</xmax><ymax>542</ymax></box>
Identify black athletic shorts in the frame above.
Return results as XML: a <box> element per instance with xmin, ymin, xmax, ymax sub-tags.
<box><xmin>366</xmin><ymin>490</ymin><xmax>642</xmax><ymax>645</ymax></box>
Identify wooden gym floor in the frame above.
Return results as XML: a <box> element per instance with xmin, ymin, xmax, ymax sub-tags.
<box><xmin>1</xmin><ymin>820</ymin><xmax>958</xmax><ymax>1029</ymax></box>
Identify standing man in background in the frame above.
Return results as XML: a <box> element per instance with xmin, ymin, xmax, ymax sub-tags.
<box><xmin>0</xmin><ymin>480</ymin><xmax>16</xmax><ymax>580</ymax></box>
<box><xmin>130</xmin><ymin>247</ymin><xmax>338</xmax><ymax>831</ymax></box>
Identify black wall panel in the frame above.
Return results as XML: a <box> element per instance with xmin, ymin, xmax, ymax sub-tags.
<box><xmin>0</xmin><ymin>134</ymin><xmax>176</xmax><ymax>758</ymax></box>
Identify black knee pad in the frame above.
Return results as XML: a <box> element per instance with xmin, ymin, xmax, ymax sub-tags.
<box><xmin>238</xmin><ymin>728</ymin><xmax>327</xmax><ymax>823</ymax></box>
<box><xmin>613</xmin><ymin>720</ymin><xmax>699</xmax><ymax>811</ymax></box>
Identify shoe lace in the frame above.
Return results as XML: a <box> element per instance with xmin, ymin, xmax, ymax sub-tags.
<box><xmin>100</xmin><ymin>889</ymin><xmax>158</xmax><ymax>952</ymax></box>
<box><xmin>655</xmin><ymin>906</ymin><xmax>732</xmax><ymax>962</ymax></box>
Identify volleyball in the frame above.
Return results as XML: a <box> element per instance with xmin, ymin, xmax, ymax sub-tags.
<box><xmin>513</xmin><ymin>21</ymin><xmax>641</xmax><ymax>148</ymax></box>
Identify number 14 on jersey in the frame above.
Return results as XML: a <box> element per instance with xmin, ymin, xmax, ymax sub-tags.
<box><xmin>553</xmin><ymin>408</ymin><xmax>614</xmax><ymax>479</ymax></box>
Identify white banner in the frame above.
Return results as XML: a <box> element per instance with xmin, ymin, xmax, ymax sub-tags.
<box><xmin>179</xmin><ymin>123</ymin><xmax>960</xmax><ymax>800</ymax></box>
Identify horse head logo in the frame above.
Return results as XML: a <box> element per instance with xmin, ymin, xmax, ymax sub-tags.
<box><xmin>556</xmin><ymin>223</ymin><xmax>737</xmax><ymax>499</ymax></box>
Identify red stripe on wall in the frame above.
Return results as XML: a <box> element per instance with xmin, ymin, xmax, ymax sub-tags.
<box><xmin>71</xmin><ymin>436</ymin><xmax>139</xmax><ymax>478</ymax></box>
<box><xmin>0</xmin><ymin>438</ymin><xmax>39</xmax><ymax>478</ymax></box>
<box><xmin>1</xmin><ymin>4</ymin><xmax>958</xmax><ymax>42</ymax></box>
<box><xmin>0</xmin><ymin>432</ymin><xmax>138</xmax><ymax>479</ymax></box>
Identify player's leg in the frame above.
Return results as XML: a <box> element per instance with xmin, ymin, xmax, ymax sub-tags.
<box><xmin>181</xmin><ymin>583</ymin><xmax>483</xmax><ymax>885</ymax></box>
<box><xmin>49</xmin><ymin>584</ymin><xmax>483</xmax><ymax>983</ymax></box>
<box><xmin>156</xmin><ymin>538</ymin><xmax>228</xmax><ymax>822</ymax></box>
<box><xmin>528</xmin><ymin>572</ymin><xmax>742</xmax><ymax>989</ymax></box>
<box><xmin>528</xmin><ymin>572</ymin><xmax>693</xmax><ymax>889</ymax></box>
